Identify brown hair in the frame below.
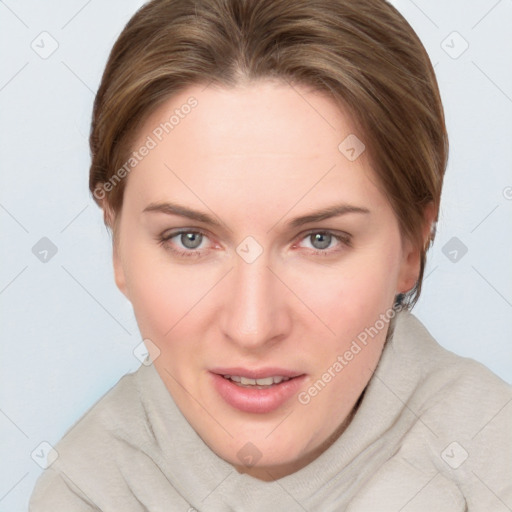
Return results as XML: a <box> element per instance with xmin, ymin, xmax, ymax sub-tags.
<box><xmin>89</xmin><ymin>0</ymin><xmax>448</xmax><ymax>308</ymax></box>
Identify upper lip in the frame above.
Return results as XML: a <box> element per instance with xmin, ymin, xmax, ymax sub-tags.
<box><xmin>210</xmin><ymin>367</ymin><xmax>304</xmax><ymax>379</ymax></box>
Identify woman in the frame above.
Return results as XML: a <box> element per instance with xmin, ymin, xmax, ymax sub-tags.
<box><xmin>30</xmin><ymin>0</ymin><xmax>511</xmax><ymax>510</ymax></box>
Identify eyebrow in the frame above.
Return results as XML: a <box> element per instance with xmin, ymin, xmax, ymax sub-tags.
<box><xmin>142</xmin><ymin>201</ymin><xmax>370</xmax><ymax>229</ymax></box>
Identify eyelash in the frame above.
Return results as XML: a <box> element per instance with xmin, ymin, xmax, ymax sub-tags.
<box><xmin>157</xmin><ymin>229</ymin><xmax>352</xmax><ymax>259</ymax></box>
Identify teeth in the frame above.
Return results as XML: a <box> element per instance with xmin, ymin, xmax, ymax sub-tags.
<box><xmin>223</xmin><ymin>375</ymin><xmax>291</xmax><ymax>386</ymax></box>
<box><xmin>254</xmin><ymin>377</ymin><xmax>274</xmax><ymax>386</ymax></box>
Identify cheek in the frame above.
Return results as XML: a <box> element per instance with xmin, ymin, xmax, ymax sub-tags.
<box><xmin>302</xmin><ymin>245</ymin><xmax>401</xmax><ymax>336</ymax></box>
<box><xmin>287</xmin><ymin>253</ymin><xmax>400</xmax><ymax>399</ymax></box>
<box><xmin>295</xmin><ymin>251</ymin><xmax>399</xmax><ymax>423</ymax></box>
<box><xmin>121</xmin><ymin>240</ymin><xmax>203</xmax><ymax>339</ymax></box>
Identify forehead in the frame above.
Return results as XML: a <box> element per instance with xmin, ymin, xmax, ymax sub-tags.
<box><xmin>124</xmin><ymin>80</ymin><xmax>383</xmax><ymax>216</ymax></box>
<box><xmin>136</xmin><ymin>80</ymin><xmax>357</xmax><ymax>155</ymax></box>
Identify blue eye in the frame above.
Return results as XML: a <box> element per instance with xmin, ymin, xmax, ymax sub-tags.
<box><xmin>309</xmin><ymin>232</ymin><xmax>334</xmax><ymax>250</ymax></box>
<box><xmin>159</xmin><ymin>230</ymin><xmax>210</xmax><ymax>258</ymax></box>
<box><xmin>158</xmin><ymin>229</ymin><xmax>351</xmax><ymax>259</ymax></box>
<box><xmin>298</xmin><ymin>230</ymin><xmax>352</xmax><ymax>255</ymax></box>
<box><xmin>177</xmin><ymin>231</ymin><xmax>204</xmax><ymax>250</ymax></box>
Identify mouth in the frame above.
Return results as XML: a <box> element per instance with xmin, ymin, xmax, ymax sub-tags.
<box><xmin>210</xmin><ymin>368</ymin><xmax>306</xmax><ymax>414</ymax></box>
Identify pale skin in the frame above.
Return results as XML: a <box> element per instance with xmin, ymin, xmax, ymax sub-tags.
<box><xmin>102</xmin><ymin>79</ymin><xmax>434</xmax><ymax>481</ymax></box>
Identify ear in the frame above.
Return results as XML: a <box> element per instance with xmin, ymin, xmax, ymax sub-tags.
<box><xmin>396</xmin><ymin>202</ymin><xmax>437</xmax><ymax>294</ymax></box>
<box><xmin>100</xmin><ymin>199</ymin><xmax>130</xmax><ymax>300</ymax></box>
<box><xmin>112</xmin><ymin>236</ymin><xmax>130</xmax><ymax>300</ymax></box>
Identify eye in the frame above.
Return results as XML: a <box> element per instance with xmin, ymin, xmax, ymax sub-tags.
<box><xmin>296</xmin><ymin>230</ymin><xmax>351</xmax><ymax>255</ymax></box>
<box><xmin>158</xmin><ymin>229</ymin><xmax>211</xmax><ymax>258</ymax></box>
<box><xmin>157</xmin><ymin>228</ymin><xmax>352</xmax><ymax>259</ymax></box>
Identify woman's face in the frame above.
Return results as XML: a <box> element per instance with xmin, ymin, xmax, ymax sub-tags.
<box><xmin>110</xmin><ymin>80</ymin><xmax>421</xmax><ymax>479</ymax></box>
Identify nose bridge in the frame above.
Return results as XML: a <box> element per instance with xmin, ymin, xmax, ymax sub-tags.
<box><xmin>221</xmin><ymin>250</ymin><xmax>285</xmax><ymax>348</ymax></box>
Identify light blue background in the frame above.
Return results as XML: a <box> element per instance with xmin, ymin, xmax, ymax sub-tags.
<box><xmin>1</xmin><ymin>0</ymin><xmax>511</xmax><ymax>510</ymax></box>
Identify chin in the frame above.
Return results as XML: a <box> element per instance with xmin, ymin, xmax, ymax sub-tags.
<box><xmin>209</xmin><ymin>428</ymin><xmax>317</xmax><ymax>478</ymax></box>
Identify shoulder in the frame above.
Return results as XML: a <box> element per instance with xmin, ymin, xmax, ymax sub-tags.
<box><xmin>389</xmin><ymin>311</ymin><xmax>512</xmax><ymax>508</ymax></box>
<box><xmin>54</xmin><ymin>364</ymin><xmax>151</xmax><ymax>450</ymax></box>
<box><xmin>392</xmin><ymin>310</ymin><xmax>512</xmax><ymax>420</ymax></box>
<box><xmin>29</xmin><ymin>364</ymin><xmax>156</xmax><ymax>509</ymax></box>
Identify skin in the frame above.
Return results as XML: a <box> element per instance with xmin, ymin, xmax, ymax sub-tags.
<box><xmin>103</xmin><ymin>79</ymin><xmax>432</xmax><ymax>481</ymax></box>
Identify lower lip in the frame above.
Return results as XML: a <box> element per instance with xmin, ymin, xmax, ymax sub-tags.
<box><xmin>211</xmin><ymin>373</ymin><xmax>306</xmax><ymax>414</ymax></box>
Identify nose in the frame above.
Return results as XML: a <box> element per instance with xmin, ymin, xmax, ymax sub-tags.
<box><xmin>219</xmin><ymin>251</ymin><xmax>291</xmax><ymax>351</ymax></box>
